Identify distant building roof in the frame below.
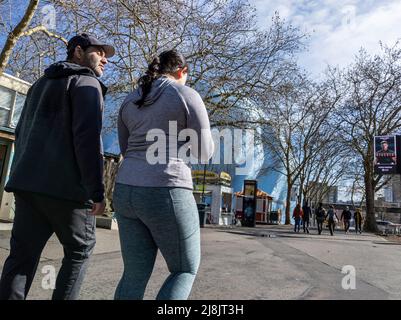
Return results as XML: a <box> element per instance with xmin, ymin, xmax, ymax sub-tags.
<box><xmin>235</xmin><ymin>188</ymin><xmax>273</xmax><ymax>199</ymax></box>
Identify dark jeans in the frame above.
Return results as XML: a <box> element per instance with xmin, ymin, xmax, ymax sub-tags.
<box><xmin>317</xmin><ymin>218</ymin><xmax>324</xmax><ymax>234</ymax></box>
<box><xmin>355</xmin><ymin>220</ymin><xmax>362</xmax><ymax>233</ymax></box>
<box><xmin>303</xmin><ymin>218</ymin><xmax>310</xmax><ymax>233</ymax></box>
<box><xmin>294</xmin><ymin>217</ymin><xmax>301</xmax><ymax>232</ymax></box>
<box><xmin>328</xmin><ymin>220</ymin><xmax>335</xmax><ymax>236</ymax></box>
<box><xmin>344</xmin><ymin>219</ymin><xmax>350</xmax><ymax>233</ymax></box>
<box><xmin>0</xmin><ymin>192</ymin><xmax>96</xmax><ymax>300</ymax></box>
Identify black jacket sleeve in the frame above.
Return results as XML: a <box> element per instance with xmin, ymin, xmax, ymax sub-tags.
<box><xmin>69</xmin><ymin>75</ymin><xmax>105</xmax><ymax>202</ymax></box>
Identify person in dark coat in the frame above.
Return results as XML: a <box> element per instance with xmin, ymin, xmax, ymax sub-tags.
<box><xmin>302</xmin><ymin>202</ymin><xmax>311</xmax><ymax>234</ymax></box>
<box><xmin>326</xmin><ymin>205</ymin><xmax>340</xmax><ymax>236</ymax></box>
<box><xmin>341</xmin><ymin>206</ymin><xmax>352</xmax><ymax>234</ymax></box>
<box><xmin>354</xmin><ymin>208</ymin><xmax>363</xmax><ymax>234</ymax></box>
<box><xmin>0</xmin><ymin>34</ymin><xmax>114</xmax><ymax>300</ymax></box>
<box><xmin>315</xmin><ymin>203</ymin><xmax>326</xmax><ymax>235</ymax></box>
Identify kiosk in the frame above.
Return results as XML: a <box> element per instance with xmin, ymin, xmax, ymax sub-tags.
<box><xmin>234</xmin><ymin>187</ymin><xmax>273</xmax><ymax>224</ymax></box>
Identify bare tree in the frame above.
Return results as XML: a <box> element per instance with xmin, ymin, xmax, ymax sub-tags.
<box><xmin>0</xmin><ymin>0</ymin><xmax>66</xmax><ymax>76</ymax></box>
<box><xmin>257</xmin><ymin>75</ymin><xmax>342</xmax><ymax>224</ymax></box>
<box><xmin>4</xmin><ymin>0</ymin><xmax>306</xmax><ymax>128</ymax></box>
<box><xmin>51</xmin><ymin>0</ymin><xmax>306</xmax><ymax>131</ymax></box>
<box><xmin>0</xmin><ymin>0</ymin><xmax>40</xmax><ymax>74</ymax></box>
<box><xmin>348</xmin><ymin>179</ymin><xmax>365</xmax><ymax>209</ymax></box>
<box><xmin>301</xmin><ymin>137</ymin><xmax>350</xmax><ymax>207</ymax></box>
<box><xmin>333</xmin><ymin>43</ymin><xmax>401</xmax><ymax>232</ymax></box>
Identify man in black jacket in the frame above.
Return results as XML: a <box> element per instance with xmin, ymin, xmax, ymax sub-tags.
<box><xmin>0</xmin><ymin>34</ymin><xmax>115</xmax><ymax>300</ymax></box>
<box><xmin>302</xmin><ymin>201</ymin><xmax>311</xmax><ymax>234</ymax></box>
<box><xmin>315</xmin><ymin>203</ymin><xmax>326</xmax><ymax>235</ymax></box>
<box><xmin>341</xmin><ymin>206</ymin><xmax>352</xmax><ymax>234</ymax></box>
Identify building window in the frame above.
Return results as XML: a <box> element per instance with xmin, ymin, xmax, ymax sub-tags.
<box><xmin>0</xmin><ymin>85</ymin><xmax>26</xmax><ymax>129</ymax></box>
<box><xmin>11</xmin><ymin>92</ymin><xmax>26</xmax><ymax>128</ymax></box>
<box><xmin>0</xmin><ymin>86</ymin><xmax>14</xmax><ymax>127</ymax></box>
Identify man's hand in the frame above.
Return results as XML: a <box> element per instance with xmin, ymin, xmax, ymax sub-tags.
<box><xmin>90</xmin><ymin>200</ymin><xmax>106</xmax><ymax>216</ymax></box>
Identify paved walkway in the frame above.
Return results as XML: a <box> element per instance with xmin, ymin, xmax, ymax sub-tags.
<box><xmin>0</xmin><ymin>223</ymin><xmax>400</xmax><ymax>300</ymax></box>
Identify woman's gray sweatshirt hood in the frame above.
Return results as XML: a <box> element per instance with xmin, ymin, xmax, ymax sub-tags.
<box><xmin>124</xmin><ymin>76</ymin><xmax>173</xmax><ymax>107</ymax></box>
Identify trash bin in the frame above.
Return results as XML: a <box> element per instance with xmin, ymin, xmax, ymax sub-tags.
<box><xmin>197</xmin><ymin>203</ymin><xmax>207</xmax><ymax>228</ymax></box>
<box><xmin>269</xmin><ymin>211</ymin><xmax>278</xmax><ymax>224</ymax></box>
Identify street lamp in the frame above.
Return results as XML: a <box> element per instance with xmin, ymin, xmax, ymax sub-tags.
<box><xmin>201</xmin><ymin>163</ymin><xmax>206</xmax><ymax>203</ymax></box>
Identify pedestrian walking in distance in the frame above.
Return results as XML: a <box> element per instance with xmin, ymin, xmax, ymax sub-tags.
<box><xmin>315</xmin><ymin>203</ymin><xmax>326</xmax><ymax>235</ymax></box>
<box><xmin>113</xmin><ymin>49</ymin><xmax>214</xmax><ymax>300</ymax></box>
<box><xmin>354</xmin><ymin>208</ymin><xmax>363</xmax><ymax>234</ymax></box>
<box><xmin>293</xmin><ymin>203</ymin><xmax>303</xmax><ymax>233</ymax></box>
<box><xmin>302</xmin><ymin>201</ymin><xmax>311</xmax><ymax>234</ymax></box>
<box><xmin>341</xmin><ymin>206</ymin><xmax>352</xmax><ymax>234</ymax></box>
<box><xmin>326</xmin><ymin>205</ymin><xmax>339</xmax><ymax>236</ymax></box>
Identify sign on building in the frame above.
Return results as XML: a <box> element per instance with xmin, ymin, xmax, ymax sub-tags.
<box><xmin>374</xmin><ymin>135</ymin><xmax>399</xmax><ymax>174</ymax></box>
<box><xmin>242</xmin><ymin>180</ymin><xmax>257</xmax><ymax>227</ymax></box>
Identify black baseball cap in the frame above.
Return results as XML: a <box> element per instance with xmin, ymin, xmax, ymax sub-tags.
<box><xmin>67</xmin><ymin>33</ymin><xmax>115</xmax><ymax>58</ymax></box>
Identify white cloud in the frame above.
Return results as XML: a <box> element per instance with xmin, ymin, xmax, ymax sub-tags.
<box><xmin>250</xmin><ymin>0</ymin><xmax>401</xmax><ymax>76</ymax></box>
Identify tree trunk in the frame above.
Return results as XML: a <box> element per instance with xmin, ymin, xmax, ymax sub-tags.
<box><xmin>285</xmin><ymin>177</ymin><xmax>292</xmax><ymax>225</ymax></box>
<box><xmin>298</xmin><ymin>176</ymin><xmax>304</xmax><ymax>205</ymax></box>
<box><xmin>364</xmin><ymin>166</ymin><xmax>378</xmax><ymax>232</ymax></box>
<box><xmin>0</xmin><ymin>0</ymin><xmax>40</xmax><ymax>75</ymax></box>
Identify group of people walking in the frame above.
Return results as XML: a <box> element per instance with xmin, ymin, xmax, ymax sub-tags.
<box><xmin>293</xmin><ymin>202</ymin><xmax>364</xmax><ymax>236</ymax></box>
<box><xmin>0</xmin><ymin>34</ymin><xmax>214</xmax><ymax>300</ymax></box>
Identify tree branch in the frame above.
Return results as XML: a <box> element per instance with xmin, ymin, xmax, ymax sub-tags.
<box><xmin>20</xmin><ymin>25</ymin><xmax>68</xmax><ymax>45</ymax></box>
<box><xmin>0</xmin><ymin>0</ymin><xmax>39</xmax><ymax>75</ymax></box>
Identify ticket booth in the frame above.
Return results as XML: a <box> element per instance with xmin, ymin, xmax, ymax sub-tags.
<box><xmin>0</xmin><ymin>73</ymin><xmax>30</xmax><ymax>221</ymax></box>
<box><xmin>234</xmin><ymin>188</ymin><xmax>273</xmax><ymax>224</ymax></box>
<box><xmin>192</xmin><ymin>170</ymin><xmax>234</xmax><ymax>225</ymax></box>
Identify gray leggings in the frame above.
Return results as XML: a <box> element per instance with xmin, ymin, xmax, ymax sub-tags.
<box><xmin>112</xmin><ymin>183</ymin><xmax>200</xmax><ymax>300</ymax></box>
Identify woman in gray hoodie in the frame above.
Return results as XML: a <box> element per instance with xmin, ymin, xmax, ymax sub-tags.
<box><xmin>113</xmin><ymin>49</ymin><xmax>214</xmax><ymax>300</ymax></box>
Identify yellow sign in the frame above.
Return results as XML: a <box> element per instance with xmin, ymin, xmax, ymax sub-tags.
<box><xmin>192</xmin><ymin>170</ymin><xmax>219</xmax><ymax>180</ymax></box>
<box><xmin>220</xmin><ymin>171</ymin><xmax>231</xmax><ymax>182</ymax></box>
<box><xmin>192</xmin><ymin>171</ymin><xmax>231</xmax><ymax>186</ymax></box>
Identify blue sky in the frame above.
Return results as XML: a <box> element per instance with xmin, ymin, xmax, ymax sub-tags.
<box><xmin>250</xmin><ymin>0</ymin><xmax>401</xmax><ymax>76</ymax></box>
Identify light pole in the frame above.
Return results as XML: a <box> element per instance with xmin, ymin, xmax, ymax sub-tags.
<box><xmin>201</xmin><ymin>163</ymin><xmax>207</xmax><ymax>203</ymax></box>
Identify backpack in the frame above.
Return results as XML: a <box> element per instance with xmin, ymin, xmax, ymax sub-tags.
<box><xmin>316</xmin><ymin>208</ymin><xmax>325</xmax><ymax>221</ymax></box>
<box><xmin>327</xmin><ymin>209</ymin><xmax>337</xmax><ymax>222</ymax></box>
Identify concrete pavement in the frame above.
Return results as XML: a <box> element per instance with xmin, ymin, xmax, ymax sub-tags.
<box><xmin>0</xmin><ymin>222</ymin><xmax>400</xmax><ymax>300</ymax></box>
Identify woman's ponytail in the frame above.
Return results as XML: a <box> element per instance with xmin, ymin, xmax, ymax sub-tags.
<box><xmin>136</xmin><ymin>56</ymin><xmax>161</xmax><ymax>108</ymax></box>
<box><xmin>136</xmin><ymin>50</ymin><xmax>187</xmax><ymax>108</ymax></box>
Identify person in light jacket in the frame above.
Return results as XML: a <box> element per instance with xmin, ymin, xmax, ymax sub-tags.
<box><xmin>113</xmin><ymin>49</ymin><xmax>214</xmax><ymax>300</ymax></box>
